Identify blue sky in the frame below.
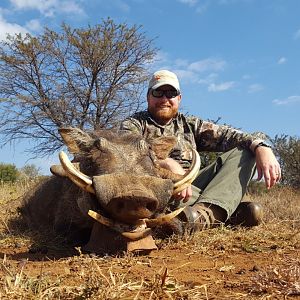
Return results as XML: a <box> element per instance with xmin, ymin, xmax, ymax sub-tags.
<box><xmin>0</xmin><ymin>0</ymin><xmax>299</xmax><ymax>174</ymax></box>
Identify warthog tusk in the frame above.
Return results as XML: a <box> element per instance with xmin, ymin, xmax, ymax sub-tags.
<box><xmin>88</xmin><ymin>207</ymin><xmax>186</xmax><ymax>238</ymax></box>
<box><xmin>145</xmin><ymin>207</ymin><xmax>186</xmax><ymax>227</ymax></box>
<box><xmin>59</xmin><ymin>151</ymin><xmax>95</xmax><ymax>194</ymax></box>
<box><xmin>121</xmin><ymin>228</ymin><xmax>152</xmax><ymax>240</ymax></box>
<box><xmin>88</xmin><ymin>210</ymin><xmax>152</xmax><ymax>241</ymax></box>
<box><xmin>173</xmin><ymin>149</ymin><xmax>200</xmax><ymax>194</ymax></box>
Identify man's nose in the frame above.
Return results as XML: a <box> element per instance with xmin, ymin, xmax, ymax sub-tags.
<box><xmin>160</xmin><ymin>95</ymin><xmax>169</xmax><ymax>101</ymax></box>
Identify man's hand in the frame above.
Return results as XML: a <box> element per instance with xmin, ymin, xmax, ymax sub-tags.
<box><xmin>158</xmin><ymin>158</ymin><xmax>192</xmax><ymax>202</ymax></box>
<box><xmin>255</xmin><ymin>146</ymin><xmax>281</xmax><ymax>189</ymax></box>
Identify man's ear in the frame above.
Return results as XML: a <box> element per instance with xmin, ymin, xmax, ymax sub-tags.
<box><xmin>59</xmin><ymin>127</ymin><xmax>93</xmax><ymax>154</ymax></box>
<box><xmin>149</xmin><ymin>136</ymin><xmax>177</xmax><ymax>159</ymax></box>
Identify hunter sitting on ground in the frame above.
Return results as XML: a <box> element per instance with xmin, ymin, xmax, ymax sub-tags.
<box><xmin>120</xmin><ymin>70</ymin><xmax>281</xmax><ymax>234</ymax></box>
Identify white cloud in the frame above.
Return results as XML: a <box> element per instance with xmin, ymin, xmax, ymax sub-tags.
<box><xmin>242</xmin><ymin>74</ymin><xmax>251</xmax><ymax>80</ymax></box>
<box><xmin>0</xmin><ymin>14</ymin><xmax>28</xmax><ymax>40</ymax></box>
<box><xmin>294</xmin><ymin>29</ymin><xmax>300</xmax><ymax>40</ymax></box>
<box><xmin>60</xmin><ymin>1</ymin><xmax>85</xmax><ymax>14</ymax></box>
<box><xmin>150</xmin><ymin>53</ymin><xmax>231</xmax><ymax>89</ymax></box>
<box><xmin>208</xmin><ymin>81</ymin><xmax>235</xmax><ymax>92</ymax></box>
<box><xmin>174</xmin><ymin>58</ymin><xmax>189</xmax><ymax>68</ymax></box>
<box><xmin>174</xmin><ymin>69</ymin><xmax>199</xmax><ymax>83</ymax></box>
<box><xmin>219</xmin><ymin>0</ymin><xmax>254</xmax><ymax>4</ymax></box>
<box><xmin>196</xmin><ymin>2</ymin><xmax>210</xmax><ymax>14</ymax></box>
<box><xmin>25</xmin><ymin>19</ymin><xmax>42</xmax><ymax>32</ymax></box>
<box><xmin>177</xmin><ymin>0</ymin><xmax>209</xmax><ymax>14</ymax></box>
<box><xmin>272</xmin><ymin>95</ymin><xmax>300</xmax><ymax>105</ymax></box>
<box><xmin>152</xmin><ymin>54</ymin><xmax>227</xmax><ymax>75</ymax></box>
<box><xmin>113</xmin><ymin>0</ymin><xmax>131</xmax><ymax>12</ymax></box>
<box><xmin>178</xmin><ymin>0</ymin><xmax>198</xmax><ymax>6</ymax></box>
<box><xmin>188</xmin><ymin>58</ymin><xmax>226</xmax><ymax>73</ymax></box>
<box><xmin>10</xmin><ymin>0</ymin><xmax>85</xmax><ymax>17</ymax></box>
<box><xmin>219</xmin><ymin>0</ymin><xmax>237</xmax><ymax>4</ymax></box>
<box><xmin>179</xmin><ymin>0</ymin><xmax>253</xmax><ymax>14</ymax></box>
<box><xmin>277</xmin><ymin>57</ymin><xmax>287</xmax><ymax>64</ymax></box>
<box><xmin>248</xmin><ymin>83</ymin><xmax>264</xmax><ymax>93</ymax></box>
<box><xmin>198</xmin><ymin>73</ymin><xmax>218</xmax><ymax>85</ymax></box>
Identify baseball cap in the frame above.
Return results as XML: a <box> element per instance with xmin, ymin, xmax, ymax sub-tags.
<box><xmin>148</xmin><ymin>70</ymin><xmax>180</xmax><ymax>92</ymax></box>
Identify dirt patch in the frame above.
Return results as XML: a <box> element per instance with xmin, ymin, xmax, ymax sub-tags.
<box><xmin>0</xmin><ymin>225</ymin><xmax>299</xmax><ymax>299</ymax></box>
<box><xmin>0</xmin><ymin>185</ymin><xmax>299</xmax><ymax>299</ymax></box>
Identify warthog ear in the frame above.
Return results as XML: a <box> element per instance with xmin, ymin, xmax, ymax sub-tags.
<box><xmin>59</xmin><ymin>127</ymin><xmax>93</xmax><ymax>154</ymax></box>
<box><xmin>149</xmin><ymin>136</ymin><xmax>177</xmax><ymax>160</ymax></box>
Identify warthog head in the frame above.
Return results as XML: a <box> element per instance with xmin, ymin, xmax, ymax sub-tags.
<box><xmin>27</xmin><ymin>127</ymin><xmax>200</xmax><ymax>253</ymax></box>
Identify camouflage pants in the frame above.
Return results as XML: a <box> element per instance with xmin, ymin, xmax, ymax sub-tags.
<box><xmin>172</xmin><ymin>147</ymin><xmax>256</xmax><ymax>220</ymax></box>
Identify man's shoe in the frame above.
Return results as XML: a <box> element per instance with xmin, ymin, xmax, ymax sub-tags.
<box><xmin>227</xmin><ymin>201</ymin><xmax>263</xmax><ymax>227</ymax></box>
<box><xmin>178</xmin><ymin>204</ymin><xmax>216</xmax><ymax>233</ymax></box>
<box><xmin>153</xmin><ymin>204</ymin><xmax>216</xmax><ymax>238</ymax></box>
<box><xmin>153</xmin><ymin>201</ymin><xmax>262</xmax><ymax>238</ymax></box>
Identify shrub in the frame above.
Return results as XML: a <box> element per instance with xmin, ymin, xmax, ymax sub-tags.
<box><xmin>0</xmin><ymin>163</ymin><xmax>18</xmax><ymax>183</ymax></box>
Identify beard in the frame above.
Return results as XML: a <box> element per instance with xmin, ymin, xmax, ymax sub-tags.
<box><xmin>148</xmin><ymin>105</ymin><xmax>178</xmax><ymax>125</ymax></box>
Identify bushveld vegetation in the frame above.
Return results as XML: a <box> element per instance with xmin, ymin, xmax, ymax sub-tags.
<box><xmin>0</xmin><ymin>164</ymin><xmax>42</xmax><ymax>183</ymax></box>
<box><xmin>0</xmin><ymin>19</ymin><xmax>156</xmax><ymax>156</ymax></box>
<box><xmin>0</xmin><ymin>180</ymin><xmax>299</xmax><ymax>299</ymax></box>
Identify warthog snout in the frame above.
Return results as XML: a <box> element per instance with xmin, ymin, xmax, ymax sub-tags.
<box><xmin>92</xmin><ymin>173</ymin><xmax>173</xmax><ymax>224</ymax></box>
<box><xmin>107</xmin><ymin>194</ymin><xmax>159</xmax><ymax>223</ymax></box>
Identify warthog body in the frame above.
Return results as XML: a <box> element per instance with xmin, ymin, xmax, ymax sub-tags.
<box><xmin>21</xmin><ymin>128</ymin><xmax>199</xmax><ymax>253</ymax></box>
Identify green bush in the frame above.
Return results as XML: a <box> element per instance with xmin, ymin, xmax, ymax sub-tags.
<box><xmin>0</xmin><ymin>163</ymin><xmax>18</xmax><ymax>182</ymax></box>
<box><xmin>271</xmin><ymin>135</ymin><xmax>300</xmax><ymax>188</ymax></box>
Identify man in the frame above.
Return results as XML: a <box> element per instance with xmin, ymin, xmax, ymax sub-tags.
<box><xmin>120</xmin><ymin>70</ymin><xmax>281</xmax><ymax>234</ymax></box>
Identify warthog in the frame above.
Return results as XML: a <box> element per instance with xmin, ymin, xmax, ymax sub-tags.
<box><xmin>21</xmin><ymin>127</ymin><xmax>199</xmax><ymax>254</ymax></box>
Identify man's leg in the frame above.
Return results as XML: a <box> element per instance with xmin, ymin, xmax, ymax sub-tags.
<box><xmin>194</xmin><ymin>147</ymin><xmax>256</xmax><ymax>219</ymax></box>
<box><xmin>175</xmin><ymin>148</ymin><xmax>256</xmax><ymax>213</ymax></box>
<box><xmin>171</xmin><ymin>148</ymin><xmax>258</xmax><ymax>232</ymax></box>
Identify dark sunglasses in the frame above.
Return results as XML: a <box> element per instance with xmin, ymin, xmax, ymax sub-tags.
<box><xmin>151</xmin><ymin>89</ymin><xmax>179</xmax><ymax>99</ymax></box>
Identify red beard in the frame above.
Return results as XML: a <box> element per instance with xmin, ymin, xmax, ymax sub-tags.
<box><xmin>148</xmin><ymin>105</ymin><xmax>178</xmax><ymax>125</ymax></box>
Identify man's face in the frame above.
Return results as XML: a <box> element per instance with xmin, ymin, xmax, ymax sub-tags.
<box><xmin>147</xmin><ymin>85</ymin><xmax>181</xmax><ymax>125</ymax></box>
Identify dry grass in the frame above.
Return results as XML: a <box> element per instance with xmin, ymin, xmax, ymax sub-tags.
<box><xmin>249</xmin><ymin>185</ymin><xmax>300</xmax><ymax>229</ymax></box>
<box><xmin>249</xmin><ymin>258</ymin><xmax>300</xmax><ymax>297</ymax></box>
<box><xmin>0</xmin><ymin>181</ymin><xmax>299</xmax><ymax>299</ymax></box>
<box><xmin>0</xmin><ymin>180</ymin><xmax>34</xmax><ymax>203</ymax></box>
<box><xmin>0</xmin><ymin>254</ymin><xmax>210</xmax><ymax>299</ymax></box>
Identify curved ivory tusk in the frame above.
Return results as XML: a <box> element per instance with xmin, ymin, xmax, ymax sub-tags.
<box><xmin>145</xmin><ymin>207</ymin><xmax>186</xmax><ymax>228</ymax></box>
<box><xmin>173</xmin><ymin>149</ymin><xmax>200</xmax><ymax>194</ymax></box>
<box><xmin>88</xmin><ymin>210</ymin><xmax>151</xmax><ymax>241</ymax></box>
<box><xmin>121</xmin><ymin>228</ymin><xmax>152</xmax><ymax>240</ymax></box>
<box><xmin>173</xmin><ymin>183</ymin><xmax>192</xmax><ymax>195</ymax></box>
<box><xmin>88</xmin><ymin>209</ymin><xmax>115</xmax><ymax>227</ymax></box>
<box><xmin>59</xmin><ymin>151</ymin><xmax>95</xmax><ymax>194</ymax></box>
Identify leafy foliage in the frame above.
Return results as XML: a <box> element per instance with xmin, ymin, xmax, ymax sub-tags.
<box><xmin>0</xmin><ymin>19</ymin><xmax>157</xmax><ymax>156</ymax></box>
<box><xmin>0</xmin><ymin>163</ymin><xmax>18</xmax><ymax>182</ymax></box>
<box><xmin>19</xmin><ymin>164</ymin><xmax>41</xmax><ymax>179</ymax></box>
<box><xmin>271</xmin><ymin>135</ymin><xmax>300</xmax><ymax>188</ymax></box>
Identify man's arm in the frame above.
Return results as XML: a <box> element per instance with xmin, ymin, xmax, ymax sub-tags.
<box><xmin>158</xmin><ymin>158</ymin><xmax>192</xmax><ymax>202</ymax></box>
<box><xmin>120</xmin><ymin>117</ymin><xmax>143</xmax><ymax>134</ymax></box>
<box><xmin>192</xmin><ymin>119</ymin><xmax>281</xmax><ymax>188</ymax></box>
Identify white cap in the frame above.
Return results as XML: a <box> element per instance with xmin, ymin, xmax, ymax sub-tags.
<box><xmin>148</xmin><ymin>70</ymin><xmax>180</xmax><ymax>92</ymax></box>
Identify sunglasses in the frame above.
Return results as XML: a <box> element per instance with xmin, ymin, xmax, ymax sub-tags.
<box><xmin>151</xmin><ymin>89</ymin><xmax>179</xmax><ymax>99</ymax></box>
